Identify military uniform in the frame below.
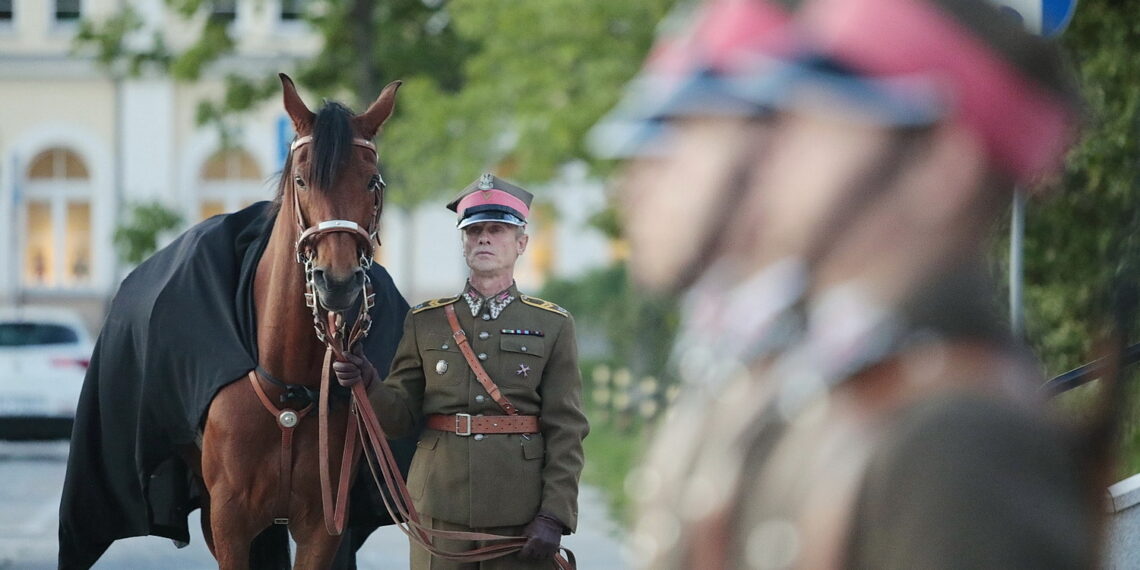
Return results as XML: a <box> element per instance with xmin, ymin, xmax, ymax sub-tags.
<box><xmin>370</xmin><ymin>281</ymin><xmax>587</xmax><ymax>526</ymax></box>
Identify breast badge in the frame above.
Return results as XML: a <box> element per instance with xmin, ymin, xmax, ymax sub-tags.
<box><xmin>435</xmin><ymin>360</ymin><xmax>449</xmax><ymax>375</ymax></box>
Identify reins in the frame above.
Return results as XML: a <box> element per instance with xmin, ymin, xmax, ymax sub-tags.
<box><xmin>255</xmin><ymin>134</ymin><xmax>574</xmax><ymax>568</ymax></box>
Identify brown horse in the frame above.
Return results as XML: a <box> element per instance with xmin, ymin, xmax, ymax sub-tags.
<box><xmin>191</xmin><ymin>74</ymin><xmax>401</xmax><ymax>569</ymax></box>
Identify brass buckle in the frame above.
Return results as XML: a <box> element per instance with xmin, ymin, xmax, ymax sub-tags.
<box><xmin>455</xmin><ymin>413</ymin><xmax>472</xmax><ymax>437</ymax></box>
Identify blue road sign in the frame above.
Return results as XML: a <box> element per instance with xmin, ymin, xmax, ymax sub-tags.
<box><xmin>994</xmin><ymin>0</ymin><xmax>1077</xmax><ymax>37</ymax></box>
<box><xmin>1041</xmin><ymin>0</ymin><xmax>1078</xmax><ymax>37</ymax></box>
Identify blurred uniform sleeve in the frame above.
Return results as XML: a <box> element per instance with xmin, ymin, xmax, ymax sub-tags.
<box><xmin>846</xmin><ymin>394</ymin><xmax>1098</xmax><ymax>569</ymax></box>
<box><xmin>537</xmin><ymin>313</ymin><xmax>590</xmax><ymax>532</ymax></box>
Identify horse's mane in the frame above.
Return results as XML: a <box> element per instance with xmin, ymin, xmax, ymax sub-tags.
<box><xmin>268</xmin><ymin>101</ymin><xmax>357</xmax><ymax>220</ymax></box>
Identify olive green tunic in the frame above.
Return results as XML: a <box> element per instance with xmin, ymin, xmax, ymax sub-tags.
<box><xmin>368</xmin><ymin>284</ymin><xmax>589</xmax><ymax>530</ymax></box>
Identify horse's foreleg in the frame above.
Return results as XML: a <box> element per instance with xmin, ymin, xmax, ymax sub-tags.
<box><xmin>289</xmin><ymin>411</ymin><xmax>355</xmax><ymax>570</ymax></box>
<box><xmin>202</xmin><ymin>382</ymin><xmax>280</xmax><ymax>570</ymax></box>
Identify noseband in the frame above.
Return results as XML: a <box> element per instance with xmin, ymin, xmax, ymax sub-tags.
<box><xmin>289</xmin><ymin>134</ymin><xmax>383</xmax><ymax>351</ymax></box>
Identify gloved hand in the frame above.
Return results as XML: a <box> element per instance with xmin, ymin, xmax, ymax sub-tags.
<box><xmin>519</xmin><ymin>512</ymin><xmax>564</xmax><ymax>560</ymax></box>
<box><xmin>332</xmin><ymin>345</ymin><xmax>379</xmax><ymax>389</ymax></box>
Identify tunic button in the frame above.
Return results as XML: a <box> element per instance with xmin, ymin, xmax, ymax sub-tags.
<box><xmin>442</xmin><ymin>344</ymin><xmax>449</xmax><ymax>350</ymax></box>
<box><xmin>521</xmin><ymin>346</ymin><xmax>527</xmax><ymax>352</ymax></box>
<box><xmin>474</xmin><ymin>434</ymin><xmax>485</xmax><ymax>441</ymax></box>
<box><xmin>475</xmin><ymin>394</ymin><xmax>486</xmax><ymax>403</ymax></box>
<box><xmin>482</xmin><ymin>314</ymin><xmax>491</xmax><ymax>321</ymax></box>
<box><xmin>479</xmin><ymin>331</ymin><xmax>490</xmax><ymax>340</ymax></box>
<box><xmin>478</xmin><ymin>353</ymin><xmax>488</xmax><ymax>361</ymax></box>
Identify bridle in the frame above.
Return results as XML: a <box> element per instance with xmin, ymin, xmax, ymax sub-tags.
<box><xmin>289</xmin><ymin>134</ymin><xmax>384</xmax><ymax>354</ymax></box>
<box><xmin>250</xmin><ymin>132</ymin><xmax>387</xmax><ymax>536</ymax></box>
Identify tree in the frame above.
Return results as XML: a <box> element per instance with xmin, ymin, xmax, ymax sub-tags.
<box><xmin>75</xmin><ymin>0</ymin><xmax>675</xmax><ymax>297</ymax></box>
<box><xmin>113</xmin><ymin>201</ymin><xmax>184</xmax><ymax>265</ymax></box>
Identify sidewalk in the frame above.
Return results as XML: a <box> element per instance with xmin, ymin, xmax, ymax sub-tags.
<box><xmin>357</xmin><ymin>485</ymin><xmax>628</xmax><ymax>569</ymax></box>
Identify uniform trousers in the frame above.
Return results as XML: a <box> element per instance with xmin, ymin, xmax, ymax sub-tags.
<box><xmin>411</xmin><ymin>514</ymin><xmax>551</xmax><ymax>570</ymax></box>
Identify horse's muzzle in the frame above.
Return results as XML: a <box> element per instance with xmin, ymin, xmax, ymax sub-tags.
<box><xmin>312</xmin><ymin>268</ymin><xmax>365</xmax><ymax>312</ymax></box>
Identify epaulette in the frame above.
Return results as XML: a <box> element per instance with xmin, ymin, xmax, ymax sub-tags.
<box><xmin>411</xmin><ymin>296</ymin><xmax>459</xmax><ymax>314</ymax></box>
<box><xmin>520</xmin><ymin>294</ymin><xmax>569</xmax><ymax>317</ymax></box>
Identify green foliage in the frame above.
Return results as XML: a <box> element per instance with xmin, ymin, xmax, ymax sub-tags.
<box><xmin>580</xmin><ymin>400</ymin><xmax>645</xmax><ymax>524</ymax></box>
<box><xmin>1022</xmin><ymin>0</ymin><xmax>1140</xmax><ymax>376</ymax></box>
<box><xmin>71</xmin><ymin>6</ymin><xmax>171</xmax><ymax>75</ymax></box>
<box><xmin>113</xmin><ymin>201</ymin><xmax>183</xmax><ymax>265</ymax></box>
<box><xmin>541</xmin><ymin>263</ymin><xmax>680</xmax><ymax>381</ymax></box>
<box><xmin>72</xmin><ymin>0</ymin><xmax>675</xmax><ymax>209</ymax></box>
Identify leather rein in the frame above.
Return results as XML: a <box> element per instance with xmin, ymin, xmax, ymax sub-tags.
<box><xmin>250</xmin><ymin>134</ymin><xmax>573</xmax><ymax>568</ymax></box>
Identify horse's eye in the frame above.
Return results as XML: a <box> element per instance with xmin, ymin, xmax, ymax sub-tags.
<box><xmin>369</xmin><ymin>174</ymin><xmax>385</xmax><ymax>192</ymax></box>
<box><xmin>294</xmin><ymin>175</ymin><xmax>307</xmax><ymax>189</ymax></box>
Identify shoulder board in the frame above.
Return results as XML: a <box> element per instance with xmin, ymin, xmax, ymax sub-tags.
<box><xmin>520</xmin><ymin>294</ymin><xmax>569</xmax><ymax>317</ymax></box>
<box><xmin>411</xmin><ymin>296</ymin><xmax>459</xmax><ymax>314</ymax></box>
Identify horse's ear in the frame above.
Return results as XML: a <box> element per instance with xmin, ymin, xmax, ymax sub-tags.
<box><xmin>356</xmin><ymin>80</ymin><xmax>402</xmax><ymax>139</ymax></box>
<box><xmin>280</xmin><ymin>73</ymin><xmax>315</xmax><ymax>134</ymax></box>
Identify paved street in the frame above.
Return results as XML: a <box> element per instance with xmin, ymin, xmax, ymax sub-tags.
<box><xmin>0</xmin><ymin>441</ymin><xmax>628</xmax><ymax>569</ymax></box>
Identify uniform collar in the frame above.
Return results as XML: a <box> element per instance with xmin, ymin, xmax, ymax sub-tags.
<box><xmin>462</xmin><ymin>281</ymin><xmax>518</xmax><ymax>320</ymax></box>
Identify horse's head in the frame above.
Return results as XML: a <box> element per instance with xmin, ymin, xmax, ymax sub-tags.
<box><xmin>279</xmin><ymin>73</ymin><xmax>400</xmax><ymax>313</ymax></box>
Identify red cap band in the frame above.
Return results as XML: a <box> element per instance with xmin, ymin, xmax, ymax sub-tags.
<box><xmin>457</xmin><ymin>189</ymin><xmax>531</xmax><ymax>220</ymax></box>
<box><xmin>645</xmin><ymin>0</ymin><xmax>793</xmax><ymax>77</ymax></box>
<box><xmin>804</xmin><ymin>0</ymin><xmax>1077</xmax><ymax>183</ymax></box>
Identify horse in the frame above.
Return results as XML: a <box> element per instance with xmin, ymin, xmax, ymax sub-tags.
<box><xmin>189</xmin><ymin>73</ymin><xmax>402</xmax><ymax>569</ymax></box>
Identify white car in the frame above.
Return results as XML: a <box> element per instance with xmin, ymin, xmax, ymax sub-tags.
<box><xmin>0</xmin><ymin>306</ymin><xmax>95</xmax><ymax>439</ymax></box>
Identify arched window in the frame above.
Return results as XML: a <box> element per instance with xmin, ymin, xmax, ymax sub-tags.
<box><xmin>198</xmin><ymin>148</ymin><xmax>264</xmax><ymax>220</ymax></box>
<box><xmin>23</xmin><ymin>147</ymin><xmax>92</xmax><ymax>288</ymax></box>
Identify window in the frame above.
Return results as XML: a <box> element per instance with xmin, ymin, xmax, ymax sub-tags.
<box><xmin>0</xmin><ymin>323</ymin><xmax>80</xmax><ymax>347</ymax></box>
<box><xmin>55</xmin><ymin>0</ymin><xmax>80</xmax><ymax>22</ymax></box>
<box><xmin>28</xmin><ymin>148</ymin><xmax>88</xmax><ymax>179</ymax></box>
<box><xmin>280</xmin><ymin>0</ymin><xmax>304</xmax><ymax>21</ymax></box>
<box><xmin>211</xmin><ymin>0</ymin><xmax>236</xmax><ymax>23</ymax></box>
<box><xmin>23</xmin><ymin>148</ymin><xmax>92</xmax><ymax>289</ymax></box>
<box><xmin>198</xmin><ymin>148</ymin><xmax>264</xmax><ymax>220</ymax></box>
<box><xmin>201</xmin><ymin>148</ymin><xmax>260</xmax><ymax>181</ymax></box>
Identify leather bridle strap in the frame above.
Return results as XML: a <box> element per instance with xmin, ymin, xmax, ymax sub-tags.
<box><xmin>319</xmin><ymin>345</ymin><xmax>361</xmax><ymax>535</ymax></box>
<box><xmin>247</xmin><ymin>371</ymin><xmax>314</xmax><ymax>524</ymax></box>
<box><xmin>444</xmin><ymin>303</ymin><xmax>519</xmax><ymax>415</ymax></box>
<box><xmin>349</xmin><ymin>382</ymin><xmax>575</xmax><ymax>568</ymax></box>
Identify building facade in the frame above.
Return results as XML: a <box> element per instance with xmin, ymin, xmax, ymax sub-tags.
<box><xmin>0</xmin><ymin>0</ymin><xmax>614</xmax><ymax>334</ymax></box>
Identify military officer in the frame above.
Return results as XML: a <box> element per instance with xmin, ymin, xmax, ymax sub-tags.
<box><xmin>594</xmin><ymin>0</ymin><xmax>1105</xmax><ymax>568</ymax></box>
<box><xmin>334</xmin><ymin>173</ymin><xmax>588</xmax><ymax>569</ymax></box>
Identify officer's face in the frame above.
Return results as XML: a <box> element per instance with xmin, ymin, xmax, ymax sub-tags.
<box><xmin>461</xmin><ymin>222</ymin><xmax>528</xmax><ymax>276</ymax></box>
<box><xmin>618</xmin><ymin>116</ymin><xmax>766</xmax><ymax>292</ymax></box>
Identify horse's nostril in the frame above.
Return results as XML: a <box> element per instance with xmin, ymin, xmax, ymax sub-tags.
<box><xmin>352</xmin><ymin>268</ymin><xmax>365</xmax><ymax>287</ymax></box>
<box><xmin>311</xmin><ymin>269</ymin><xmax>328</xmax><ymax>288</ymax></box>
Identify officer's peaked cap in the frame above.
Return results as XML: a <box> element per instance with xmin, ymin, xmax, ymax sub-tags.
<box><xmin>447</xmin><ymin>173</ymin><xmax>534</xmax><ymax>229</ymax></box>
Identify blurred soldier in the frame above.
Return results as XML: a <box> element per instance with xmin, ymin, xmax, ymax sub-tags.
<box><xmin>334</xmin><ymin>173</ymin><xmax>588</xmax><ymax>569</ymax></box>
<box><xmin>594</xmin><ymin>0</ymin><xmax>1103</xmax><ymax>568</ymax></box>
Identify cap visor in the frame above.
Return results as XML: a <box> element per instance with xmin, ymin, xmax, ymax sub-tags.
<box><xmin>727</xmin><ymin>57</ymin><xmax>946</xmax><ymax>126</ymax></box>
<box><xmin>457</xmin><ymin>211</ymin><xmax>526</xmax><ymax>229</ymax></box>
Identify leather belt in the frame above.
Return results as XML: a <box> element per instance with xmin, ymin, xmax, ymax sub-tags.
<box><xmin>426</xmin><ymin>413</ymin><xmax>539</xmax><ymax>436</ymax></box>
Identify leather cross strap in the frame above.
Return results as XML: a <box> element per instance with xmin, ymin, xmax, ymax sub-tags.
<box><xmin>426</xmin><ymin>413</ymin><xmax>539</xmax><ymax>435</ymax></box>
<box><xmin>247</xmin><ymin>370</ymin><xmax>314</xmax><ymax>524</ymax></box>
<box><xmin>444</xmin><ymin>303</ymin><xmax>519</xmax><ymax>415</ymax></box>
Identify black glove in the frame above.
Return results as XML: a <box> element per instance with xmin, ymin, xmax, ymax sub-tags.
<box><xmin>332</xmin><ymin>345</ymin><xmax>379</xmax><ymax>389</ymax></box>
<box><xmin>519</xmin><ymin>512</ymin><xmax>564</xmax><ymax>560</ymax></box>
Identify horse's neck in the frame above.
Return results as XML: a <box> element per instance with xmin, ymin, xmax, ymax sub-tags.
<box><xmin>254</xmin><ymin>222</ymin><xmax>326</xmax><ymax>385</ymax></box>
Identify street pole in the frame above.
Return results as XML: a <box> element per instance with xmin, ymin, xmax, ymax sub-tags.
<box><xmin>1010</xmin><ymin>188</ymin><xmax>1026</xmax><ymax>337</ymax></box>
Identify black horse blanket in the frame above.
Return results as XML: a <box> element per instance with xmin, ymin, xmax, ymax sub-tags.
<box><xmin>58</xmin><ymin>201</ymin><xmax>414</xmax><ymax>568</ymax></box>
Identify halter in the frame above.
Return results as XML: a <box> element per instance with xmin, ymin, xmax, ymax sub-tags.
<box><xmin>289</xmin><ymin>134</ymin><xmax>383</xmax><ymax>353</ymax></box>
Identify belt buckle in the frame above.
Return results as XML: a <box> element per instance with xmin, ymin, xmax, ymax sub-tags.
<box><xmin>455</xmin><ymin>413</ymin><xmax>472</xmax><ymax>437</ymax></box>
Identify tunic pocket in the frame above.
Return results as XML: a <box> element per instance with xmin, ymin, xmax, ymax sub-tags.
<box><xmin>423</xmin><ymin>332</ymin><xmax>462</xmax><ymax>385</ymax></box>
<box><xmin>408</xmin><ymin>431</ymin><xmax>441</xmax><ymax>500</ymax></box>
<box><xmin>500</xmin><ymin>337</ymin><xmax>545</xmax><ymax>386</ymax></box>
